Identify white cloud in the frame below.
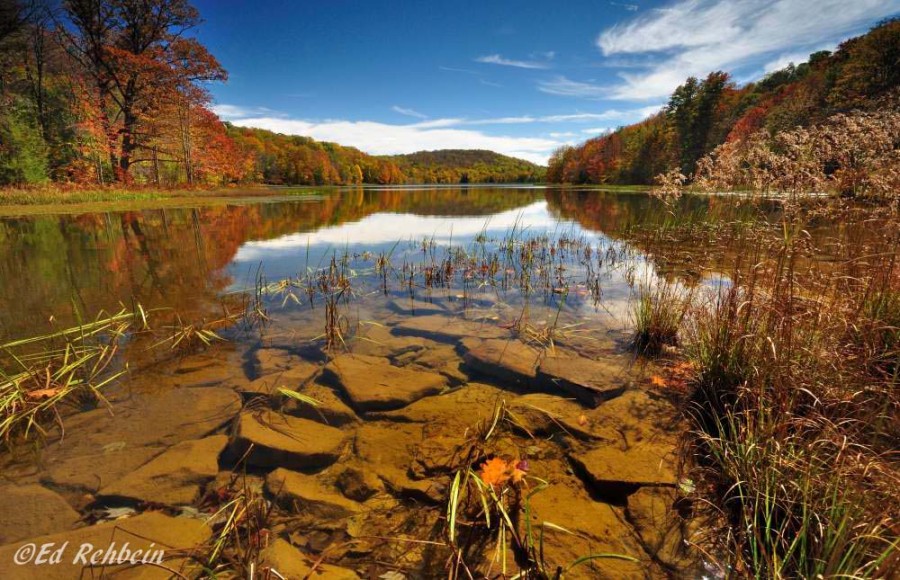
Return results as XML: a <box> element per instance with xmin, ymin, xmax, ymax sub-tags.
<box><xmin>392</xmin><ymin>105</ymin><xmax>428</xmax><ymax>119</ymax></box>
<box><xmin>595</xmin><ymin>0</ymin><xmax>899</xmax><ymax>100</ymax></box>
<box><xmin>582</xmin><ymin>127</ymin><xmax>612</xmax><ymax>135</ymax></box>
<box><xmin>761</xmin><ymin>42</ymin><xmax>836</xmax><ymax>73</ymax></box>
<box><xmin>211</xmin><ymin>104</ymin><xmax>284</xmax><ymax>120</ymax></box>
<box><xmin>609</xmin><ymin>1</ymin><xmax>639</xmax><ymax>11</ymax></box>
<box><xmin>538</xmin><ymin>76</ymin><xmax>607</xmax><ymax>99</ymax></box>
<box><xmin>227</xmin><ymin>116</ymin><xmax>560</xmax><ymax>164</ymax></box>
<box><xmin>439</xmin><ymin>66</ymin><xmax>481</xmax><ymax>75</ymax></box>
<box><xmin>475</xmin><ymin>54</ymin><xmax>550</xmax><ymax>69</ymax></box>
<box><xmin>218</xmin><ymin>105</ymin><xmax>665</xmax><ymax>164</ymax></box>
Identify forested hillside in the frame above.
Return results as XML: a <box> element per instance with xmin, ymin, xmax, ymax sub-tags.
<box><xmin>547</xmin><ymin>19</ymin><xmax>900</xmax><ymax>186</ymax></box>
<box><xmin>227</xmin><ymin>126</ymin><xmax>404</xmax><ymax>185</ymax></box>
<box><xmin>384</xmin><ymin>149</ymin><xmax>545</xmax><ymax>184</ymax></box>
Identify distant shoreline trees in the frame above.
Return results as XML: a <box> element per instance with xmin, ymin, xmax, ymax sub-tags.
<box><xmin>547</xmin><ymin>19</ymin><xmax>900</xmax><ymax>196</ymax></box>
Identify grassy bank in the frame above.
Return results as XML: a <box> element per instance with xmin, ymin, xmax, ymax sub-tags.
<box><xmin>0</xmin><ymin>184</ymin><xmax>323</xmax><ymax>217</ymax></box>
<box><xmin>626</xmin><ymin>199</ymin><xmax>899</xmax><ymax>577</ymax></box>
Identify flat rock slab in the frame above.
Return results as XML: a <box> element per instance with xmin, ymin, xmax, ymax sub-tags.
<box><xmin>265</xmin><ymin>468</ymin><xmax>361</xmax><ymax>521</ymax></box>
<box><xmin>0</xmin><ymin>511</ymin><xmax>211</xmax><ymax>580</ymax></box>
<box><xmin>345</xmin><ymin>324</ymin><xmax>426</xmax><ymax>359</ymax></box>
<box><xmin>569</xmin><ymin>442</ymin><xmax>678</xmax><ymax>496</ymax></box>
<box><xmin>250</xmin><ymin>347</ymin><xmax>318</xmax><ymax>378</ymax></box>
<box><xmin>537</xmin><ymin>355</ymin><xmax>630</xmax><ymax>407</ymax></box>
<box><xmin>230</xmin><ymin>410</ymin><xmax>346</xmax><ymax>470</ymax></box>
<box><xmin>323</xmin><ymin>354</ymin><xmax>446</xmax><ymax>412</ymax></box>
<box><xmin>374</xmin><ymin>382</ymin><xmax>505</xmax><ymax>430</ymax></box>
<box><xmin>627</xmin><ymin>487</ymin><xmax>696</xmax><ymax>570</ymax></box>
<box><xmin>387</xmin><ymin>297</ymin><xmax>447</xmax><ymax>316</ymax></box>
<box><xmin>285</xmin><ymin>382</ymin><xmax>360</xmax><ymax>427</ymax></box>
<box><xmin>42</xmin><ymin>387</ymin><xmax>241</xmax><ymax>492</ymax></box>
<box><xmin>99</xmin><ymin>435</ymin><xmax>228</xmax><ymax>506</ymax></box>
<box><xmin>458</xmin><ymin>337</ymin><xmax>541</xmax><ymax>385</ymax></box>
<box><xmin>0</xmin><ymin>484</ymin><xmax>81</xmax><ymax>544</ymax></box>
<box><xmin>391</xmin><ymin>314</ymin><xmax>507</xmax><ymax>343</ymax></box>
<box><xmin>260</xmin><ymin>538</ymin><xmax>360</xmax><ymax>580</ymax></box>
<box><xmin>238</xmin><ymin>362</ymin><xmax>320</xmax><ymax>397</ymax></box>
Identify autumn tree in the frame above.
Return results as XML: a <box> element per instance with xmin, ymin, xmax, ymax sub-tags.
<box><xmin>59</xmin><ymin>0</ymin><xmax>226</xmax><ymax>181</ymax></box>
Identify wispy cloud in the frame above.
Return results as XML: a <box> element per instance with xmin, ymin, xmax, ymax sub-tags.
<box><xmin>391</xmin><ymin>105</ymin><xmax>428</xmax><ymax>119</ymax></box>
<box><xmin>761</xmin><ymin>43</ymin><xmax>836</xmax><ymax>73</ymax></box>
<box><xmin>475</xmin><ymin>54</ymin><xmax>551</xmax><ymax>69</ymax></box>
<box><xmin>609</xmin><ymin>1</ymin><xmax>639</xmax><ymax>11</ymax></box>
<box><xmin>415</xmin><ymin>110</ymin><xmax>659</xmax><ymax>126</ymax></box>
<box><xmin>595</xmin><ymin>0</ymin><xmax>899</xmax><ymax>100</ymax></box>
<box><xmin>211</xmin><ymin>104</ymin><xmax>284</xmax><ymax>120</ymax></box>
<box><xmin>439</xmin><ymin>66</ymin><xmax>481</xmax><ymax>75</ymax></box>
<box><xmin>538</xmin><ymin>76</ymin><xmax>607</xmax><ymax>99</ymax></box>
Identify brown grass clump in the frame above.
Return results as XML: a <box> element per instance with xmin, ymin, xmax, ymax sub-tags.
<box><xmin>628</xmin><ymin>200</ymin><xmax>900</xmax><ymax>578</ymax></box>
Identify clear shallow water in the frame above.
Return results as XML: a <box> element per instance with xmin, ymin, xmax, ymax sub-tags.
<box><xmin>0</xmin><ymin>186</ymin><xmax>692</xmax><ymax>340</ymax></box>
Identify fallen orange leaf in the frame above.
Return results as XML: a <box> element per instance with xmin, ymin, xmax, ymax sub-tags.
<box><xmin>26</xmin><ymin>388</ymin><xmax>62</xmax><ymax>400</ymax></box>
<box><xmin>480</xmin><ymin>457</ymin><xmax>511</xmax><ymax>488</ymax></box>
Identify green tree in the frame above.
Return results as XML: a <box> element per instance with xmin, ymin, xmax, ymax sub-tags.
<box><xmin>0</xmin><ymin>98</ymin><xmax>49</xmax><ymax>184</ymax></box>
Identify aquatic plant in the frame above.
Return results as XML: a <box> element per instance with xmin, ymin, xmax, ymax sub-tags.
<box><xmin>630</xmin><ymin>279</ymin><xmax>692</xmax><ymax>356</ymax></box>
<box><xmin>0</xmin><ymin>308</ymin><xmax>135</xmax><ymax>443</ymax></box>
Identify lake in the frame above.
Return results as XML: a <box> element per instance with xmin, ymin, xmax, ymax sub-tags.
<box><xmin>0</xmin><ymin>186</ymin><xmax>768</xmax><ymax>577</ymax></box>
<box><xmin>0</xmin><ymin>185</ymin><xmax>686</xmax><ymax>340</ymax></box>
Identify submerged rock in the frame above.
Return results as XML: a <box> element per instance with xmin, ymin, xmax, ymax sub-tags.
<box><xmin>507</xmin><ymin>393</ymin><xmax>608</xmax><ymax>441</ymax></box>
<box><xmin>537</xmin><ymin>355</ymin><xmax>630</xmax><ymax>407</ymax></box>
<box><xmin>352</xmin><ymin>423</ymin><xmax>446</xmax><ymax>504</ymax></box>
<box><xmin>238</xmin><ymin>361</ymin><xmax>320</xmax><ymax>397</ymax></box>
<box><xmin>458</xmin><ymin>337</ymin><xmax>541</xmax><ymax>384</ymax></box>
<box><xmin>323</xmin><ymin>354</ymin><xmax>446</xmax><ymax>412</ymax></box>
<box><xmin>0</xmin><ymin>511</ymin><xmax>211</xmax><ymax>579</ymax></box>
<box><xmin>284</xmin><ymin>381</ymin><xmax>360</xmax><ymax>427</ymax></box>
<box><xmin>259</xmin><ymin>538</ymin><xmax>360</xmax><ymax>580</ymax></box>
<box><xmin>99</xmin><ymin>435</ymin><xmax>227</xmax><ymax>506</ymax></box>
<box><xmin>265</xmin><ymin>468</ymin><xmax>361</xmax><ymax>521</ymax></box>
<box><xmin>627</xmin><ymin>487</ymin><xmax>696</xmax><ymax>571</ymax></box>
<box><xmin>391</xmin><ymin>314</ymin><xmax>506</xmax><ymax>343</ymax></box>
<box><xmin>387</xmin><ymin>297</ymin><xmax>447</xmax><ymax>316</ymax></box>
<box><xmin>568</xmin><ymin>441</ymin><xmax>678</xmax><ymax>497</ymax></box>
<box><xmin>42</xmin><ymin>386</ymin><xmax>241</xmax><ymax>493</ymax></box>
<box><xmin>519</xmin><ymin>477</ymin><xmax>649</xmax><ymax>579</ymax></box>
<box><xmin>394</xmin><ymin>344</ymin><xmax>470</xmax><ymax>385</ymax></box>
<box><xmin>373</xmin><ymin>382</ymin><xmax>505</xmax><ymax>432</ymax></box>
<box><xmin>337</xmin><ymin>322</ymin><xmax>428</xmax><ymax>360</ymax></box>
<box><xmin>249</xmin><ymin>347</ymin><xmax>312</xmax><ymax>377</ymax></box>
<box><xmin>0</xmin><ymin>484</ymin><xmax>81</xmax><ymax>544</ymax></box>
<box><xmin>229</xmin><ymin>410</ymin><xmax>346</xmax><ymax>471</ymax></box>
<box><xmin>334</xmin><ymin>464</ymin><xmax>383</xmax><ymax>502</ymax></box>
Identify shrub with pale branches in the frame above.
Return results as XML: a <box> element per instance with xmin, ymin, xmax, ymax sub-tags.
<box><xmin>693</xmin><ymin>105</ymin><xmax>900</xmax><ymax>205</ymax></box>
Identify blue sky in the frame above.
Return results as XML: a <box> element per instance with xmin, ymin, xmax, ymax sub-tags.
<box><xmin>195</xmin><ymin>0</ymin><xmax>899</xmax><ymax>164</ymax></box>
